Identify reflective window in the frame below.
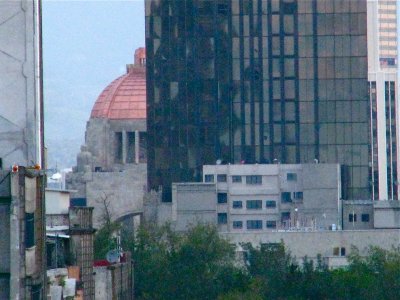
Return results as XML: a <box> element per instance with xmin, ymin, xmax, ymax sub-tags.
<box><xmin>233</xmin><ymin>221</ymin><xmax>243</xmax><ymax>229</ymax></box>
<box><xmin>204</xmin><ymin>174</ymin><xmax>214</xmax><ymax>182</ymax></box>
<box><xmin>232</xmin><ymin>200</ymin><xmax>243</xmax><ymax>209</ymax></box>
<box><xmin>246</xmin><ymin>220</ymin><xmax>263</xmax><ymax>229</ymax></box>
<box><xmin>246</xmin><ymin>200</ymin><xmax>262</xmax><ymax>209</ymax></box>
<box><xmin>218</xmin><ymin>213</ymin><xmax>228</xmax><ymax>224</ymax></box>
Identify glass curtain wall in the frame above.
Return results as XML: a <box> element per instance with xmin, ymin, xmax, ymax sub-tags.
<box><xmin>146</xmin><ymin>0</ymin><xmax>369</xmax><ymax>201</ymax></box>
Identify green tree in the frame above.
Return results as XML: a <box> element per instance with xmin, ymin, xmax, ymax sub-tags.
<box><xmin>132</xmin><ymin>223</ymin><xmax>248</xmax><ymax>300</ymax></box>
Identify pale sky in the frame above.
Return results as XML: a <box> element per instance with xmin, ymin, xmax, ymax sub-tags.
<box><xmin>43</xmin><ymin>0</ymin><xmax>145</xmax><ymax>169</ymax></box>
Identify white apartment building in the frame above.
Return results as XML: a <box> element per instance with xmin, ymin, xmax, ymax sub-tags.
<box><xmin>367</xmin><ymin>0</ymin><xmax>400</xmax><ymax>200</ymax></box>
<box><xmin>158</xmin><ymin>163</ymin><xmax>347</xmax><ymax>233</ymax></box>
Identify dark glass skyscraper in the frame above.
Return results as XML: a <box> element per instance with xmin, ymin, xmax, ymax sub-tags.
<box><xmin>145</xmin><ymin>0</ymin><xmax>370</xmax><ymax>201</ymax></box>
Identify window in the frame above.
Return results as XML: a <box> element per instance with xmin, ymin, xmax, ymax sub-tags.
<box><xmin>266</xmin><ymin>220</ymin><xmax>277</xmax><ymax>229</ymax></box>
<box><xmin>232</xmin><ymin>200</ymin><xmax>243</xmax><ymax>209</ymax></box>
<box><xmin>333</xmin><ymin>247</ymin><xmax>339</xmax><ymax>256</ymax></box>
<box><xmin>281</xmin><ymin>192</ymin><xmax>292</xmax><ymax>203</ymax></box>
<box><xmin>333</xmin><ymin>246</ymin><xmax>347</xmax><ymax>256</ymax></box>
<box><xmin>126</xmin><ymin>132</ymin><xmax>136</xmax><ymax>163</ymax></box>
<box><xmin>114</xmin><ymin>132</ymin><xmax>123</xmax><ymax>162</ymax></box>
<box><xmin>217</xmin><ymin>193</ymin><xmax>227</xmax><ymax>204</ymax></box>
<box><xmin>246</xmin><ymin>200</ymin><xmax>262</xmax><ymax>209</ymax></box>
<box><xmin>287</xmin><ymin>173</ymin><xmax>297</xmax><ymax>181</ymax></box>
<box><xmin>266</xmin><ymin>200</ymin><xmax>277</xmax><ymax>208</ymax></box>
<box><xmin>218</xmin><ymin>213</ymin><xmax>227</xmax><ymax>224</ymax></box>
<box><xmin>25</xmin><ymin>213</ymin><xmax>35</xmax><ymax>248</ymax></box>
<box><xmin>361</xmin><ymin>214</ymin><xmax>370</xmax><ymax>222</ymax></box>
<box><xmin>233</xmin><ymin>221</ymin><xmax>243</xmax><ymax>229</ymax></box>
<box><xmin>294</xmin><ymin>192</ymin><xmax>303</xmax><ymax>200</ymax></box>
<box><xmin>232</xmin><ymin>175</ymin><xmax>242</xmax><ymax>183</ymax></box>
<box><xmin>349</xmin><ymin>213</ymin><xmax>357</xmax><ymax>222</ymax></box>
<box><xmin>246</xmin><ymin>220</ymin><xmax>262</xmax><ymax>230</ymax></box>
<box><xmin>281</xmin><ymin>212</ymin><xmax>291</xmax><ymax>222</ymax></box>
<box><xmin>204</xmin><ymin>174</ymin><xmax>214</xmax><ymax>182</ymax></box>
<box><xmin>217</xmin><ymin>174</ymin><xmax>227</xmax><ymax>182</ymax></box>
<box><xmin>246</xmin><ymin>175</ymin><xmax>262</xmax><ymax>185</ymax></box>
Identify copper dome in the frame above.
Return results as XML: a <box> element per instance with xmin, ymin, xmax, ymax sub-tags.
<box><xmin>90</xmin><ymin>48</ymin><xmax>146</xmax><ymax>120</ymax></box>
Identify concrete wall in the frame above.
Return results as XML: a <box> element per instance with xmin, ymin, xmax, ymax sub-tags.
<box><xmin>172</xmin><ymin>183</ymin><xmax>217</xmax><ymax>231</ymax></box>
<box><xmin>223</xmin><ymin>229</ymin><xmax>400</xmax><ymax>265</ymax></box>
<box><xmin>374</xmin><ymin>200</ymin><xmax>400</xmax><ymax>228</ymax></box>
<box><xmin>94</xmin><ymin>266</ymin><xmax>113</xmax><ymax>300</ymax></box>
<box><xmin>342</xmin><ymin>200</ymin><xmax>374</xmax><ymax>230</ymax></box>
<box><xmin>86</xmin><ymin>166</ymin><xmax>146</xmax><ymax>227</ymax></box>
<box><xmin>45</xmin><ymin>189</ymin><xmax>70</xmax><ymax>215</ymax></box>
<box><xmin>94</xmin><ymin>258</ymin><xmax>133</xmax><ymax>300</ymax></box>
<box><xmin>0</xmin><ymin>0</ymin><xmax>42</xmax><ymax>168</ymax></box>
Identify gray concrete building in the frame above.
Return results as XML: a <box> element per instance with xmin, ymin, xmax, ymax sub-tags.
<box><xmin>0</xmin><ymin>1</ymin><xmax>46</xmax><ymax>298</ymax></box>
<box><xmin>0</xmin><ymin>0</ymin><xmax>44</xmax><ymax>169</ymax></box>
<box><xmin>150</xmin><ymin>163</ymin><xmax>346</xmax><ymax>232</ymax></box>
<box><xmin>146</xmin><ymin>163</ymin><xmax>399</xmax><ymax>268</ymax></box>
<box><xmin>374</xmin><ymin>200</ymin><xmax>400</xmax><ymax>228</ymax></box>
<box><xmin>0</xmin><ymin>168</ymin><xmax>47</xmax><ymax>299</ymax></box>
<box><xmin>66</xmin><ymin>48</ymin><xmax>147</xmax><ymax>229</ymax></box>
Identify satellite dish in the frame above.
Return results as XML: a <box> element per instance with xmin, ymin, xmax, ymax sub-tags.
<box><xmin>216</xmin><ymin>159</ymin><xmax>222</xmax><ymax>165</ymax></box>
<box><xmin>106</xmin><ymin>249</ymin><xmax>120</xmax><ymax>264</ymax></box>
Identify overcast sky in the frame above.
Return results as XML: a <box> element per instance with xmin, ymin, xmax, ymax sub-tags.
<box><xmin>43</xmin><ymin>0</ymin><xmax>145</xmax><ymax>169</ymax></box>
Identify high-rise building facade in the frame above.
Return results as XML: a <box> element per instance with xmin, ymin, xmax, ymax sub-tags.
<box><xmin>146</xmin><ymin>0</ymin><xmax>370</xmax><ymax>201</ymax></box>
<box><xmin>367</xmin><ymin>0</ymin><xmax>399</xmax><ymax>200</ymax></box>
<box><xmin>0</xmin><ymin>0</ymin><xmax>44</xmax><ymax>169</ymax></box>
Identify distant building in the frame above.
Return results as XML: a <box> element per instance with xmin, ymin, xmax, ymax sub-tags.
<box><xmin>367</xmin><ymin>0</ymin><xmax>400</xmax><ymax>200</ymax></box>
<box><xmin>67</xmin><ymin>48</ymin><xmax>147</xmax><ymax>228</ymax></box>
<box><xmin>146</xmin><ymin>163</ymin><xmax>398</xmax><ymax>268</ymax></box>
<box><xmin>145</xmin><ymin>0</ymin><xmax>370</xmax><ymax>201</ymax></box>
<box><xmin>148</xmin><ymin>163</ymin><xmax>349</xmax><ymax>231</ymax></box>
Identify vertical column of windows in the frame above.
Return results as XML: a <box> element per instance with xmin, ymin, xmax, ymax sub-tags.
<box><xmin>385</xmin><ymin>81</ymin><xmax>397</xmax><ymax>199</ymax></box>
<box><xmin>369</xmin><ymin>81</ymin><xmax>379</xmax><ymax>200</ymax></box>
<box><xmin>268</xmin><ymin>0</ymin><xmax>298</xmax><ymax>163</ymax></box>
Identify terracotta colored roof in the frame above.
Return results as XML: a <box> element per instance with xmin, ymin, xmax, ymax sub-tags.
<box><xmin>90</xmin><ymin>66</ymin><xmax>146</xmax><ymax>120</ymax></box>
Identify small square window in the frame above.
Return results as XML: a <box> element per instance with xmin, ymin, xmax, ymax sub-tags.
<box><xmin>281</xmin><ymin>212</ymin><xmax>290</xmax><ymax>222</ymax></box>
<box><xmin>294</xmin><ymin>192</ymin><xmax>303</xmax><ymax>200</ymax></box>
<box><xmin>287</xmin><ymin>173</ymin><xmax>297</xmax><ymax>181</ymax></box>
<box><xmin>246</xmin><ymin>200</ymin><xmax>262</xmax><ymax>209</ymax></box>
<box><xmin>341</xmin><ymin>247</ymin><xmax>346</xmax><ymax>256</ymax></box>
<box><xmin>218</xmin><ymin>213</ymin><xmax>227</xmax><ymax>224</ymax></box>
<box><xmin>233</xmin><ymin>221</ymin><xmax>243</xmax><ymax>229</ymax></box>
<box><xmin>246</xmin><ymin>175</ymin><xmax>262</xmax><ymax>185</ymax></box>
<box><xmin>204</xmin><ymin>174</ymin><xmax>214</xmax><ymax>182</ymax></box>
<box><xmin>232</xmin><ymin>175</ymin><xmax>242</xmax><ymax>183</ymax></box>
<box><xmin>333</xmin><ymin>247</ymin><xmax>339</xmax><ymax>256</ymax></box>
<box><xmin>361</xmin><ymin>214</ymin><xmax>370</xmax><ymax>222</ymax></box>
<box><xmin>266</xmin><ymin>200</ymin><xmax>277</xmax><ymax>208</ymax></box>
<box><xmin>246</xmin><ymin>220</ymin><xmax>262</xmax><ymax>230</ymax></box>
<box><xmin>217</xmin><ymin>174</ymin><xmax>227</xmax><ymax>182</ymax></box>
<box><xmin>349</xmin><ymin>213</ymin><xmax>357</xmax><ymax>222</ymax></box>
<box><xmin>232</xmin><ymin>200</ymin><xmax>243</xmax><ymax>209</ymax></box>
<box><xmin>217</xmin><ymin>193</ymin><xmax>227</xmax><ymax>204</ymax></box>
<box><xmin>281</xmin><ymin>192</ymin><xmax>292</xmax><ymax>203</ymax></box>
<box><xmin>266</xmin><ymin>220</ymin><xmax>277</xmax><ymax>229</ymax></box>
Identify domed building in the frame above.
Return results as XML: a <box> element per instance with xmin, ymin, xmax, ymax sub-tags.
<box><xmin>66</xmin><ymin>48</ymin><xmax>147</xmax><ymax>228</ymax></box>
